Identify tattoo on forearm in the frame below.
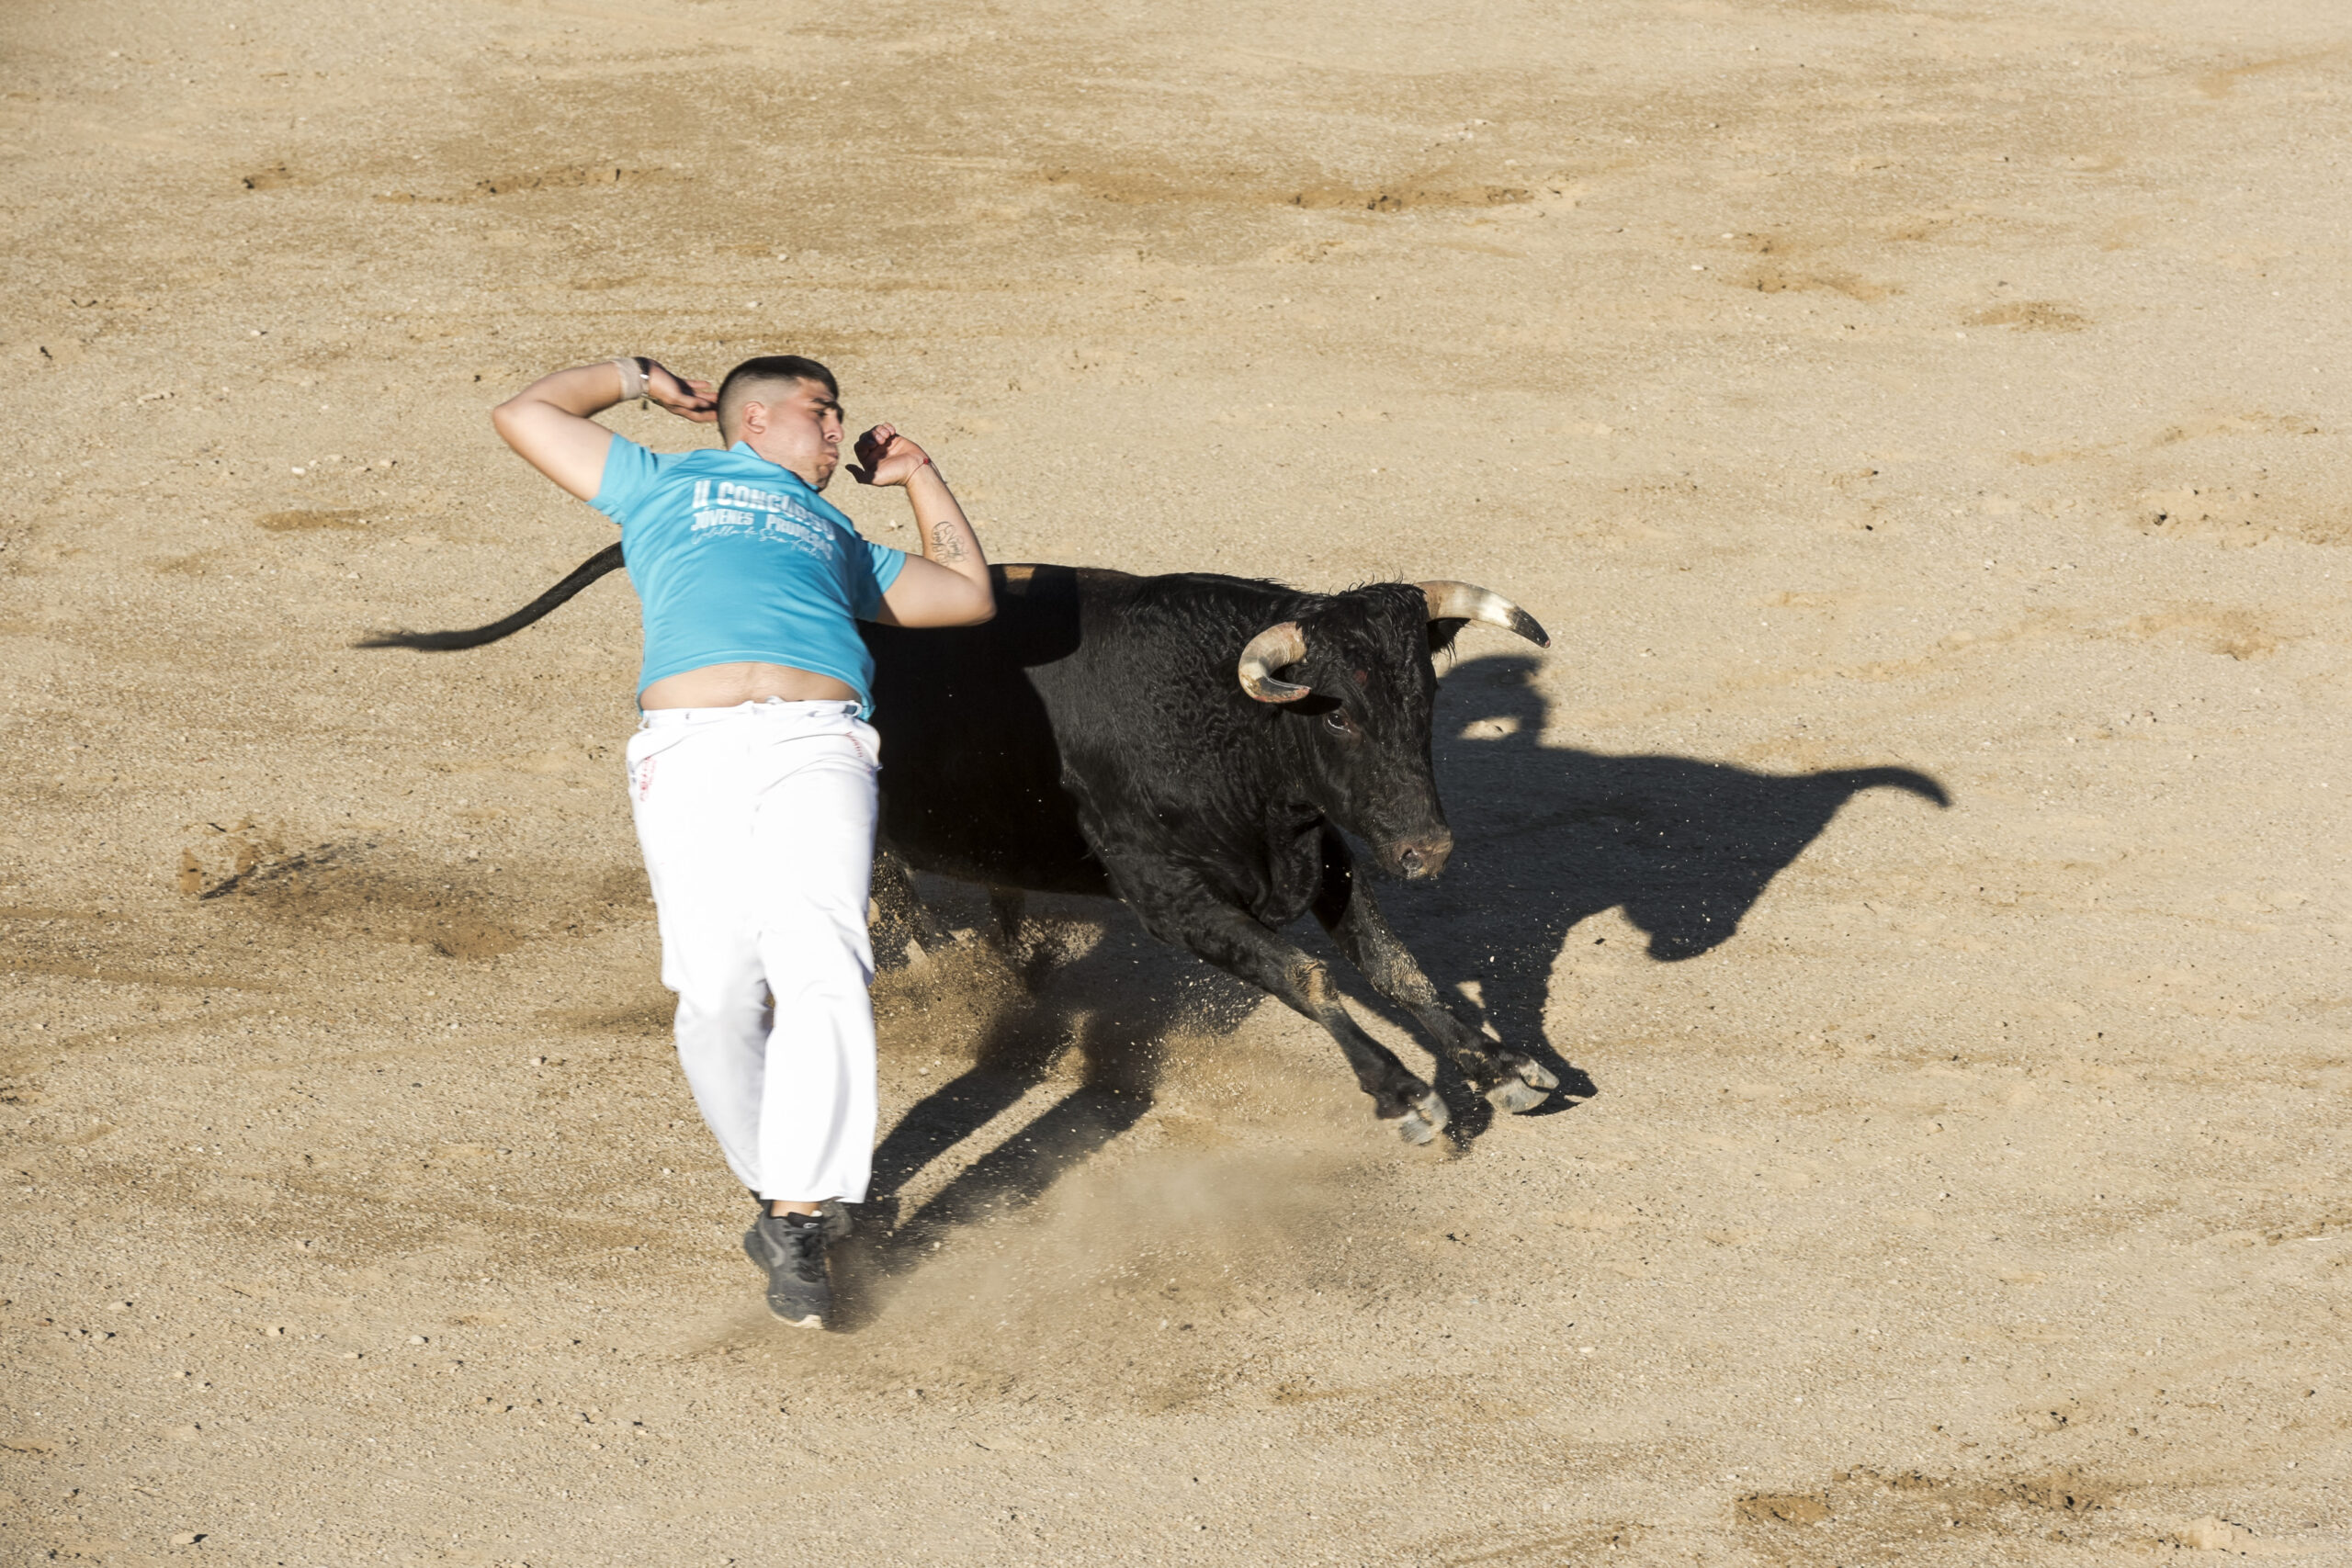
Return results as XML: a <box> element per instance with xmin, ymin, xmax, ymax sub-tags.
<box><xmin>930</xmin><ymin>521</ymin><xmax>967</xmax><ymax>564</ymax></box>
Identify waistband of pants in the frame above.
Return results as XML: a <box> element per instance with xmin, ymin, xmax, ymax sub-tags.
<box><xmin>637</xmin><ymin>698</ymin><xmax>865</xmax><ymax>729</ymax></box>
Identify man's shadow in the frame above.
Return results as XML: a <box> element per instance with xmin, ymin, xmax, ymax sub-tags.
<box><xmin>1378</xmin><ymin>652</ymin><xmax>1950</xmax><ymax>1098</ymax></box>
<box><xmin>832</xmin><ymin>651</ymin><xmax>1948</xmax><ymax>1315</ymax></box>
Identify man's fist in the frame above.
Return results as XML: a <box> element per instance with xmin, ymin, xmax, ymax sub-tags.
<box><xmin>849</xmin><ymin>423</ymin><xmax>931</xmax><ymax>487</ymax></box>
<box><xmin>647</xmin><ymin>362</ymin><xmax>718</xmax><ymax>423</ymax></box>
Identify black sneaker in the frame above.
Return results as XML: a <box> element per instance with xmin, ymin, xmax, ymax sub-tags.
<box><xmin>742</xmin><ymin>1212</ymin><xmax>833</xmax><ymax>1327</ymax></box>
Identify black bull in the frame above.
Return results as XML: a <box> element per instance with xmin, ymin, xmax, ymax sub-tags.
<box><xmin>365</xmin><ymin>550</ymin><xmax>1558</xmax><ymax>1142</ymax></box>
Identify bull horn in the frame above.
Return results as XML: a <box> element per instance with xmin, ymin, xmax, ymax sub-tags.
<box><xmin>1237</xmin><ymin>621</ymin><xmax>1312</xmax><ymax>704</ymax></box>
<box><xmin>1419</xmin><ymin>581</ymin><xmax>1551</xmax><ymax>648</ymax></box>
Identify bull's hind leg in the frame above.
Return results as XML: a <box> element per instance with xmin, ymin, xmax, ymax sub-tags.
<box><xmin>1312</xmin><ymin>829</ymin><xmax>1557</xmax><ymax>1114</ymax></box>
<box><xmin>1113</xmin><ymin>864</ymin><xmax>1448</xmax><ymax>1144</ymax></box>
<box><xmin>987</xmin><ymin>886</ymin><xmax>1054</xmax><ymax>989</ymax></box>
<box><xmin>869</xmin><ymin>845</ymin><xmax>948</xmax><ymax>963</ymax></box>
<box><xmin>989</xmin><ymin>886</ymin><xmax>1026</xmax><ymax>951</ymax></box>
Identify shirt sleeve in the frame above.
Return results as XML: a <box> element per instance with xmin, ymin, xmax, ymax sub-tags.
<box><xmin>588</xmin><ymin>433</ymin><xmax>658</xmax><ymax>525</ymax></box>
<box><xmin>852</xmin><ymin>538</ymin><xmax>909</xmax><ymax>621</ymax></box>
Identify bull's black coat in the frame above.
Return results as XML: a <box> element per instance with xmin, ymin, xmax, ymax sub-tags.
<box><xmin>865</xmin><ymin>565</ymin><xmax>1448</xmax><ymax>917</ymax></box>
<box><xmin>865</xmin><ymin>564</ymin><xmax>1558</xmax><ymax>1138</ymax></box>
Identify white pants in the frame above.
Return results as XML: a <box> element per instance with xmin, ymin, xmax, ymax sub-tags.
<box><xmin>625</xmin><ymin>699</ymin><xmax>880</xmax><ymax>1203</ymax></box>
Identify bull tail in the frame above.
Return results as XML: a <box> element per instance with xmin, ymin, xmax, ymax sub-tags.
<box><xmin>356</xmin><ymin>542</ymin><xmax>626</xmax><ymax>651</ymax></box>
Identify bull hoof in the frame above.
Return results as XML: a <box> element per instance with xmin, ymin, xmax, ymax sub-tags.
<box><xmin>1485</xmin><ymin>1077</ymin><xmax>1549</xmax><ymax>1115</ymax></box>
<box><xmin>1392</xmin><ymin>1090</ymin><xmax>1449</xmax><ymax>1145</ymax></box>
<box><xmin>1503</xmin><ymin>1054</ymin><xmax>1559</xmax><ymax>1092</ymax></box>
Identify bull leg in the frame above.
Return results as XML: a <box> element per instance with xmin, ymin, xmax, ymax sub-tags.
<box><xmin>1114</xmin><ymin>867</ymin><xmax>1448</xmax><ymax>1144</ymax></box>
<box><xmin>1312</xmin><ymin>829</ymin><xmax>1557</xmax><ymax>1114</ymax></box>
<box><xmin>989</xmin><ymin>886</ymin><xmax>1027</xmax><ymax>951</ymax></box>
<box><xmin>869</xmin><ymin>846</ymin><xmax>947</xmax><ymax>963</ymax></box>
<box><xmin>987</xmin><ymin>886</ymin><xmax>1038</xmax><ymax>987</ymax></box>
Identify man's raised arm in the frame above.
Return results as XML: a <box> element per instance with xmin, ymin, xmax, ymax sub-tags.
<box><xmin>852</xmin><ymin>423</ymin><xmax>996</xmax><ymax>628</ymax></box>
<box><xmin>491</xmin><ymin>358</ymin><xmax>717</xmax><ymax>502</ymax></box>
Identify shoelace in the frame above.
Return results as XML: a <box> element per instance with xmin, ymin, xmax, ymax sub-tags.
<box><xmin>766</xmin><ymin>1220</ymin><xmax>827</xmax><ymax>1280</ymax></box>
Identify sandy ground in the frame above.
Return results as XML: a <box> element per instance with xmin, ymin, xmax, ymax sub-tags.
<box><xmin>6</xmin><ymin>0</ymin><xmax>2352</xmax><ymax>1562</ymax></box>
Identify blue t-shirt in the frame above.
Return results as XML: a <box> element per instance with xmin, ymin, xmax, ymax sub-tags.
<box><xmin>592</xmin><ymin>434</ymin><xmax>907</xmax><ymax>711</ymax></box>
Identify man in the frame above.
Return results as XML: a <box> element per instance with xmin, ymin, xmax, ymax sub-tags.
<box><xmin>491</xmin><ymin>353</ymin><xmax>993</xmax><ymax>1327</ymax></box>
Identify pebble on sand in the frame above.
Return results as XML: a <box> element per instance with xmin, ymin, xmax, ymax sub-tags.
<box><xmin>170</xmin><ymin>1530</ymin><xmax>204</xmax><ymax>1544</ymax></box>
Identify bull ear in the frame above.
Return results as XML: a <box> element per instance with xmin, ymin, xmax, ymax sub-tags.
<box><xmin>1238</xmin><ymin>621</ymin><xmax>1312</xmax><ymax>703</ymax></box>
<box><xmin>1427</xmin><ymin>617</ymin><xmax>1466</xmax><ymax>658</ymax></box>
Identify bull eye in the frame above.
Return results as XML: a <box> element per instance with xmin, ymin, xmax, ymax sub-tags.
<box><xmin>1324</xmin><ymin>709</ymin><xmax>1353</xmax><ymax>736</ymax></box>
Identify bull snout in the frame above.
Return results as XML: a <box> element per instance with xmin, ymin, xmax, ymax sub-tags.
<box><xmin>1394</xmin><ymin>831</ymin><xmax>1454</xmax><ymax>881</ymax></box>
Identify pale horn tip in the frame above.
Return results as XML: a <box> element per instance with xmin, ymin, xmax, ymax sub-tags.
<box><xmin>1419</xmin><ymin>581</ymin><xmax>1550</xmax><ymax>649</ymax></box>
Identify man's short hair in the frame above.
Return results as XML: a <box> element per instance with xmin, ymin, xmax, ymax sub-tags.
<box><xmin>717</xmin><ymin>355</ymin><xmax>838</xmax><ymax>442</ymax></box>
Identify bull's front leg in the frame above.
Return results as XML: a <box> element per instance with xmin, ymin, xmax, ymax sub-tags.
<box><xmin>1110</xmin><ymin>858</ymin><xmax>1450</xmax><ymax>1145</ymax></box>
<box><xmin>1311</xmin><ymin>828</ymin><xmax>1558</xmax><ymax>1114</ymax></box>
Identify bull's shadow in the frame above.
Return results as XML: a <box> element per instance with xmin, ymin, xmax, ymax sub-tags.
<box><xmin>1380</xmin><ymin>652</ymin><xmax>1950</xmax><ymax>1078</ymax></box>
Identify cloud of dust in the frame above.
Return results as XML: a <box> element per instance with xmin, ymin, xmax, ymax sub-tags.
<box><xmin>748</xmin><ymin>925</ymin><xmax>1403</xmax><ymax>1402</ymax></box>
